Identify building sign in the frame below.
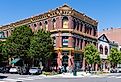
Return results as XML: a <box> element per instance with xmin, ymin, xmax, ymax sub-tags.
<box><xmin>62</xmin><ymin>38</ymin><xmax>68</xmax><ymax>47</ymax></box>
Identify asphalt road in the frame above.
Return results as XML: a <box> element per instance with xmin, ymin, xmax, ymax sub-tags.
<box><xmin>1</xmin><ymin>73</ymin><xmax>121</xmax><ymax>82</ymax></box>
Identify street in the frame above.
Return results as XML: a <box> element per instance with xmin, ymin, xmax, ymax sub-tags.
<box><xmin>0</xmin><ymin>73</ymin><xmax>121</xmax><ymax>82</ymax></box>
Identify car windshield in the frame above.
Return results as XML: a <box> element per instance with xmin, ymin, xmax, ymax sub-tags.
<box><xmin>118</xmin><ymin>67</ymin><xmax>121</xmax><ymax>68</ymax></box>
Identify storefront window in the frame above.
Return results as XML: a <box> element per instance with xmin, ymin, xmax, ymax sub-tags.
<box><xmin>62</xmin><ymin>55</ymin><xmax>68</xmax><ymax>66</ymax></box>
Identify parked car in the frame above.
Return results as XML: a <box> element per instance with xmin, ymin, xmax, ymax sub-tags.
<box><xmin>9</xmin><ymin>67</ymin><xmax>19</xmax><ymax>74</ymax></box>
<box><xmin>110</xmin><ymin>68</ymin><xmax>117</xmax><ymax>73</ymax></box>
<box><xmin>116</xmin><ymin>67</ymin><xmax>121</xmax><ymax>73</ymax></box>
<box><xmin>0</xmin><ymin>66</ymin><xmax>11</xmax><ymax>73</ymax></box>
<box><xmin>29</xmin><ymin>67</ymin><xmax>42</xmax><ymax>75</ymax></box>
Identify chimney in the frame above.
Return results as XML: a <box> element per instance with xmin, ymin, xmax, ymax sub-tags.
<box><xmin>107</xmin><ymin>28</ymin><xmax>108</xmax><ymax>30</ymax></box>
<box><xmin>103</xmin><ymin>29</ymin><xmax>105</xmax><ymax>31</ymax></box>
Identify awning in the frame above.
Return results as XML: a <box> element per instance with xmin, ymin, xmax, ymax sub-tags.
<box><xmin>11</xmin><ymin>58</ymin><xmax>20</xmax><ymax>64</ymax></box>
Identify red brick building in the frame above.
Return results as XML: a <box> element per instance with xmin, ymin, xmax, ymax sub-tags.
<box><xmin>0</xmin><ymin>4</ymin><xmax>98</xmax><ymax>70</ymax></box>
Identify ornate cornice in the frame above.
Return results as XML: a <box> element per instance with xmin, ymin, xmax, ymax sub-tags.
<box><xmin>0</xmin><ymin>4</ymin><xmax>98</xmax><ymax>31</ymax></box>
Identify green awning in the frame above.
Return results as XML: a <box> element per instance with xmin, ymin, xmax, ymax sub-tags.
<box><xmin>11</xmin><ymin>58</ymin><xmax>20</xmax><ymax>64</ymax></box>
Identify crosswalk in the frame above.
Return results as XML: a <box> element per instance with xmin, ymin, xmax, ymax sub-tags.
<box><xmin>1</xmin><ymin>76</ymin><xmax>44</xmax><ymax>82</ymax></box>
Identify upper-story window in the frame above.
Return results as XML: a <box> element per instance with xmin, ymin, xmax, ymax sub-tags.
<box><xmin>52</xmin><ymin>18</ymin><xmax>56</xmax><ymax>29</ymax></box>
<box><xmin>87</xmin><ymin>27</ymin><xmax>89</xmax><ymax>34</ymax></box>
<box><xmin>80</xmin><ymin>23</ymin><xmax>83</xmax><ymax>32</ymax></box>
<box><xmin>99</xmin><ymin>45</ymin><xmax>103</xmax><ymax>54</ymax></box>
<box><xmin>34</xmin><ymin>23</ymin><xmax>37</xmax><ymax>27</ymax></box>
<box><xmin>90</xmin><ymin>28</ymin><xmax>92</xmax><ymax>35</ymax></box>
<box><xmin>45</xmin><ymin>21</ymin><xmax>48</xmax><ymax>31</ymax></box>
<box><xmin>39</xmin><ymin>22</ymin><xmax>42</xmax><ymax>29</ymax></box>
<box><xmin>77</xmin><ymin>21</ymin><xmax>79</xmax><ymax>31</ymax></box>
<box><xmin>62</xmin><ymin>17</ymin><xmax>68</xmax><ymax>28</ymax></box>
<box><xmin>105</xmin><ymin>46</ymin><xmax>108</xmax><ymax>55</ymax></box>
<box><xmin>93</xmin><ymin>27</ymin><xmax>97</xmax><ymax>36</ymax></box>
<box><xmin>52</xmin><ymin>37</ymin><xmax>56</xmax><ymax>47</ymax></box>
<box><xmin>84</xmin><ymin>25</ymin><xmax>87</xmax><ymax>33</ymax></box>
<box><xmin>28</xmin><ymin>25</ymin><xmax>31</xmax><ymax>27</ymax></box>
<box><xmin>73</xmin><ymin>19</ymin><xmax>76</xmax><ymax>30</ymax></box>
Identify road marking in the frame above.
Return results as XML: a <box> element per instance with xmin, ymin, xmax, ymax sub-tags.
<box><xmin>27</xmin><ymin>76</ymin><xmax>44</xmax><ymax>79</ymax></box>
<box><xmin>18</xmin><ymin>78</ymin><xmax>33</xmax><ymax>80</ymax></box>
<box><xmin>3</xmin><ymin>78</ymin><xmax>23</xmax><ymax>82</ymax></box>
<box><xmin>116</xmin><ymin>76</ymin><xmax>121</xmax><ymax>78</ymax></box>
<box><xmin>107</xmin><ymin>76</ymin><xmax>116</xmax><ymax>78</ymax></box>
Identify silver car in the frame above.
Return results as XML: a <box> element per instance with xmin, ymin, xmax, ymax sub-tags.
<box><xmin>29</xmin><ymin>67</ymin><xmax>42</xmax><ymax>75</ymax></box>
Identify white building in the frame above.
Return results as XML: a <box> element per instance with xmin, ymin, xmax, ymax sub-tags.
<box><xmin>98</xmin><ymin>34</ymin><xmax>110</xmax><ymax>71</ymax></box>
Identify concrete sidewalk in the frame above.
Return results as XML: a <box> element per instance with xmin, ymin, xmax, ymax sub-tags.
<box><xmin>39</xmin><ymin>71</ymin><xmax>111</xmax><ymax>78</ymax></box>
<box><xmin>43</xmin><ymin>72</ymin><xmax>93</xmax><ymax>78</ymax></box>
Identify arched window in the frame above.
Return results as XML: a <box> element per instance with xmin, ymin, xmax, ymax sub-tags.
<box><xmin>39</xmin><ymin>22</ymin><xmax>42</xmax><ymax>29</ymax></box>
<box><xmin>99</xmin><ymin>45</ymin><xmax>103</xmax><ymax>54</ymax></box>
<box><xmin>105</xmin><ymin>46</ymin><xmax>108</xmax><ymax>55</ymax></box>
<box><xmin>34</xmin><ymin>23</ymin><xmax>37</xmax><ymax>27</ymax></box>
<box><xmin>28</xmin><ymin>25</ymin><xmax>30</xmax><ymax>27</ymax></box>
<box><xmin>73</xmin><ymin>19</ymin><xmax>76</xmax><ymax>29</ymax></box>
<box><xmin>80</xmin><ymin>23</ymin><xmax>83</xmax><ymax>32</ymax></box>
<box><xmin>77</xmin><ymin>21</ymin><xmax>79</xmax><ymax>31</ymax></box>
<box><xmin>45</xmin><ymin>21</ymin><xmax>48</xmax><ymax>31</ymax></box>
<box><xmin>62</xmin><ymin>16</ymin><xmax>68</xmax><ymax>28</ymax></box>
<box><xmin>52</xmin><ymin>18</ymin><xmax>56</xmax><ymax>29</ymax></box>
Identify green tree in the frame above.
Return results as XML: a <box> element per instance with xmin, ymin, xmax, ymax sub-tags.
<box><xmin>29</xmin><ymin>29</ymin><xmax>54</xmax><ymax>69</ymax></box>
<box><xmin>108</xmin><ymin>47</ymin><xmax>121</xmax><ymax>68</ymax></box>
<box><xmin>84</xmin><ymin>44</ymin><xmax>100</xmax><ymax>71</ymax></box>
<box><xmin>5</xmin><ymin>25</ymin><xmax>33</xmax><ymax>62</ymax></box>
<box><xmin>0</xmin><ymin>41</ymin><xmax>7</xmax><ymax>61</ymax></box>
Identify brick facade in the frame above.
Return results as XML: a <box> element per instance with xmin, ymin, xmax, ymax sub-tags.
<box><xmin>0</xmin><ymin>4</ymin><xmax>98</xmax><ymax>70</ymax></box>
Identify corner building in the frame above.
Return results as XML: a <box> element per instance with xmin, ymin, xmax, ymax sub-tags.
<box><xmin>0</xmin><ymin>4</ymin><xmax>98</xmax><ymax>70</ymax></box>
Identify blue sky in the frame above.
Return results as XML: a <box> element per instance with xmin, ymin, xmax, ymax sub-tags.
<box><xmin>0</xmin><ymin>0</ymin><xmax>121</xmax><ymax>31</ymax></box>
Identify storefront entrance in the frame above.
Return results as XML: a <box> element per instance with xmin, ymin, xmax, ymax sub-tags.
<box><xmin>62</xmin><ymin>55</ymin><xmax>68</xmax><ymax>67</ymax></box>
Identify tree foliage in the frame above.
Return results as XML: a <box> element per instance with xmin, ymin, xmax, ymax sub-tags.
<box><xmin>29</xmin><ymin>29</ymin><xmax>54</xmax><ymax>66</ymax></box>
<box><xmin>5</xmin><ymin>25</ymin><xmax>33</xmax><ymax>58</ymax></box>
<box><xmin>108</xmin><ymin>47</ymin><xmax>121</xmax><ymax>67</ymax></box>
<box><xmin>84</xmin><ymin>44</ymin><xmax>100</xmax><ymax>65</ymax></box>
<box><xmin>1</xmin><ymin>25</ymin><xmax>54</xmax><ymax>68</ymax></box>
<box><xmin>0</xmin><ymin>41</ymin><xmax>7</xmax><ymax>61</ymax></box>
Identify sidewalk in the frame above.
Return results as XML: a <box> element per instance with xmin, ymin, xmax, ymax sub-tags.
<box><xmin>42</xmin><ymin>72</ymin><xmax>93</xmax><ymax>78</ymax></box>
